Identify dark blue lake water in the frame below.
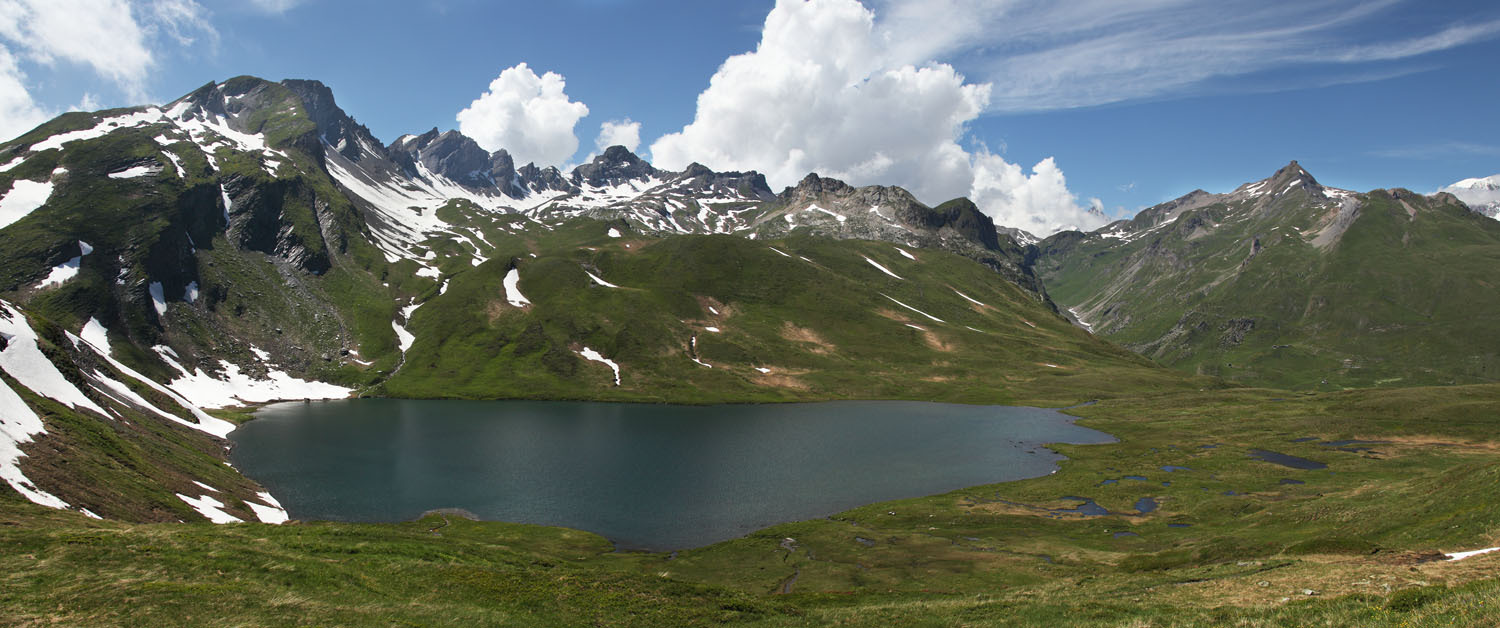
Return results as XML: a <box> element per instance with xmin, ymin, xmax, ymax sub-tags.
<box><xmin>230</xmin><ymin>399</ymin><xmax>1112</xmax><ymax>550</ymax></box>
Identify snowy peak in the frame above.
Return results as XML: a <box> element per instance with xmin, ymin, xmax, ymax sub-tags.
<box><xmin>1269</xmin><ymin>160</ymin><xmax>1320</xmax><ymax>189</ymax></box>
<box><xmin>1230</xmin><ymin>160</ymin><xmax>1325</xmax><ymax>200</ymax></box>
<box><xmin>1446</xmin><ymin>174</ymin><xmax>1500</xmax><ymax>192</ymax></box>
<box><xmin>1441</xmin><ymin>174</ymin><xmax>1500</xmax><ymax>219</ymax></box>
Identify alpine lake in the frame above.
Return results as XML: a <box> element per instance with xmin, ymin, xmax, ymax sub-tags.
<box><xmin>230</xmin><ymin>399</ymin><xmax>1112</xmax><ymax>550</ymax></box>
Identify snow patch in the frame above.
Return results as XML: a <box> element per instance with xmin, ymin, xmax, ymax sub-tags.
<box><xmin>37</xmin><ymin>241</ymin><xmax>92</xmax><ymax>288</ymax></box>
<box><xmin>29</xmin><ymin>109</ymin><xmax>166</xmax><ymax>153</ymax></box>
<box><xmin>183</xmin><ymin>281</ymin><xmax>199</xmax><ymax>304</ymax></box>
<box><xmin>607</xmin><ymin>227</ymin><xmax>622</xmax><ymax>238</ymax></box>
<box><xmin>392</xmin><ymin>321</ymin><xmax>415</xmax><ymax>353</ymax></box>
<box><xmin>108</xmin><ymin>164</ymin><xmax>160</xmax><ymax>179</ymax></box>
<box><xmin>80</xmin><ymin>318</ymin><xmax>111</xmax><ymax>356</ymax></box>
<box><xmin>503</xmin><ymin>267</ymin><xmax>530</xmax><ymax>307</ymax></box>
<box><xmin>71</xmin><ymin>325</ymin><xmax>236</xmax><ymax>437</ymax></box>
<box><xmin>165</xmin><ymin>360</ymin><xmax>352</xmax><ymax>410</ymax></box>
<box><xmin>1446</xmin><ymin>546</ymin><xmax>1500</xmax><ymax>562</ymax></box>
<box><xmin>577</xmin><ymin>347</ymin><xmax>620</xmax><ymax>386</ymax></box>
<box><xmin>0</xmin><ymin>302</ymin><xmax>107</xmax><ymax>416</ymax></box>
<box><xmin>689</xmin><ymin>336</ymin><xmax>712</xmax><ymax>369</ymax></box>
<box><xmin>585</xmin><ymin>270</ymin><xmax>620</xmax><ymax>288</ymax></box>
<box><xmin>895</xmin><ymin>247</ymin><xmax>916</xmax><ymax>260</ymax></box>
<box><xmin>804</xmin><ymin>204</ymin><xmax>846</xmax><ymax>222</ymax></box>
<box><xmin>176</xmin><ymin>493</ymin><xmax>242</xmax><ymax>524</ymax></box>
<box><xmin>1068</xmin><ymin>307</ymin><xmax>1094</xmax><ymax>333</ymax></box>
<box><xmin>149</xmin><ymin>282</ymin><xmax>168</xmax><ymax>316</ymax></box>
<box><xmin>755</xmin><ymin>367</ymin><xmax>771</xmax><ymax>374</ymax></box>
<box><xmin>882</xmin><ymin>294</ymin><xmax>944</xmax><ymax>323</ymax></box>
<box><xmin>247</xmin><ymin>492</ymin><xmax>289</xmax><ymax>524</ymax></box>
<box><xmin>0</xmin><ymin>179</ymin><xmax>55</xmax><ymax>230</ymax></box>
<box><xmin>0</xmin><ymin>375</ymin><xmax>73</xmax><ymax>510</ymax></box>
<box><xmin>862</xmin><ymin>256</ymin><xmax>904</xmax><ymax>280</ymax></box>
<box><xmin>952</xmin><ymin>289</ymin><xmax>988</xmax><ymax>308</ymax></box>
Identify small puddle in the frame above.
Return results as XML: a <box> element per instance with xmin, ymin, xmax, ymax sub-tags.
<box><xmin>1134</xmin><ymin>497</ymin><xmax>1158</xmax><ymax>514</ymax></box>
<box><xmin>1290</xmin><ymin>437</ymin><xmax>1319</xmax><ymax>443</ymax></box>
<box><xmin>1113</xmin><ymin>531</ymin><xmax>1139</xmax><ymax>539</ymax></box>
<box><xmin>1124</xmin><ymin>475</ymin><xmax>1149</xmax><ymax>482</ymax></box>
<box><xmin>1248</xmin><ymin>449</ymin><xmax>1328</xmax><ymax>470</ymax></box>
<box><xmin>1053</xmin><ymin>496</ymin><xmax>1109</xmax><ymax>517</ymax></box>
<box><xmin>1160</xmin><ymin>465</ymin><xmax>1193</xmax><ymax>472</ymax></box>
<box><xmin>1279</xmin><ymin>478</ymin><xmax>1305</xmax><ymax>485</ymax></box>
<box><xmin>1167</xmin><ymin>523</ymin><xmax>1193</xmax><ymax>528</ymax></box>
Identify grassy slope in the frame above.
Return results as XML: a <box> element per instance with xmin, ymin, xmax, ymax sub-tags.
<box><xmin>3</xmin><ymin>384</ymin><xmax>1499</xmax><ymax>626</ymax></box>
<box><xmin>1039</xmin><ymin>189</ymin><xmax>1500</xmax><ymax>390</ymax></box>
<box><xmin>385</xmin><ymin>211</ymin><xmax>1194</xmax><ymax>406</ymax></box>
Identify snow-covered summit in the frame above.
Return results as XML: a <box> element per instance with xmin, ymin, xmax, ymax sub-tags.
<box><xmin>1441</xmin><ymin>174</ymin><xmax>1500</xmax><ymax>219</ymax></box>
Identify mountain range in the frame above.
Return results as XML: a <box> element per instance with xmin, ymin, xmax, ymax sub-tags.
<box><xmin>0</xmin><ymin>76</ymin><xmax>1184</xmax><ymax>523</ymax></box>
<box><xmin>3</xmin><ymin>73</ymin><xmax>1498</xmax><ymax>525</ymax></box>
<box><xmin>1442</xmin><ymin>173</ymin><xmax>1500</xmax><ymax>219</ymax></box>
<box><xmin>1039</xmin><ymin>161</ymin><xmax>1500</xmax><ymax>389</ymax></box>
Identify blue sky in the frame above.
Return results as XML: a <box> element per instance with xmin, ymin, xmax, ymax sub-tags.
<box><xmin>3</xmin><ymin>0</ymin><xmax>1498</xmax><ymax>234</ymax></box>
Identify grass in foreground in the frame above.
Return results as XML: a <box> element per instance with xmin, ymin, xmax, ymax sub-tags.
<box><xmin>4</xmin><ymin>384</ymin><xmax>1500</xmax><ymax>626</ymax></box>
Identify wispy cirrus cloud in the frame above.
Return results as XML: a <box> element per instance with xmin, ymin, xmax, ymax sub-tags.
<box><xmin>246</xmin><ymin>0</ymin><xmax>303</xmax><ymax>15</ymax></box>
<box><xmin>870</xmin><ymin>0</ymin><xmax>1500</xmax><ymax>112</ymax></box>
<box><xmin>1369</xmin><ymin>142</ymin><xmax>1500</xmax><ymax>160</ymax></box>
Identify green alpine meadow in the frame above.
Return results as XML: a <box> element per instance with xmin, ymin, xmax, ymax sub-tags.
<box><xmin>3</xmin><ymin>1</ymin><xmax>1500</xmax><ymax>626</ymax></box>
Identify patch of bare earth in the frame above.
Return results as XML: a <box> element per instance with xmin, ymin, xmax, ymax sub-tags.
<box><xmin>780</xmin><ymin>322</ymin><xmax>834</xmax><ymax>355</ymax></box>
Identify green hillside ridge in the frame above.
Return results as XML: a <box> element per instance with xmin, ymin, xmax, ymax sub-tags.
<box><xmin>1038</xmin><ymin>161</ymin><xmax>1500</xmax><ymax>390</ymax></box>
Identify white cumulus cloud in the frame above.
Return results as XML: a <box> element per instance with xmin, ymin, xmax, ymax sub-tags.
<box><xmin>596</xmin><ymin>118</ymin><xmax>641</xmax><ymax>153</ymax></box>
<box><xmin>456</xmin><ymin>63</ymin><xmax>590</xmax><ymax>167</ymax></box>
<box><xmin>0</xmin><ymin>44</ymin><xmax>48</xmax><ymax>140</ymax></box>
<box><xmin>0</xmin><ymin>0</ymin><xmax>215</xmax><ymax>110</ymax></box>
<box><xmin>0</xmin><ymin>0</ymin><xmax>154</xmax><ymax>101</ymax></box>
<box><xmin>972</xmin><ymin>152</ymin><xmax>1106</xmax><ymax>236</ymax></box>
<box><xmin>650</xmin><ymin>0</ymin><xmax>1103</xmax><ymax>237</ymax></box>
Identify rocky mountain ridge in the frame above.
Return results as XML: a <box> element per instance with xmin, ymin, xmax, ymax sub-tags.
<box><xmin>1038</xmin><ymin>160</ymin><xmax>1500</xmax><ymax>389</ymax></box>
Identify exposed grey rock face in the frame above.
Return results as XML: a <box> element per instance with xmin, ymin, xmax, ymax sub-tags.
<box><xmin>676</xmin><ymin>163</ymin><xmax>774</xmax><ymax>201</ymax></box>
<box><xmin>390</xmin><ymin>129</ymin><xmax>494</xmax><ymax>187</ymax></box>
<box><xmin>572</xmin><ymin>145</ymin><xmax>658</xmax><ymax>188</ymax></box>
